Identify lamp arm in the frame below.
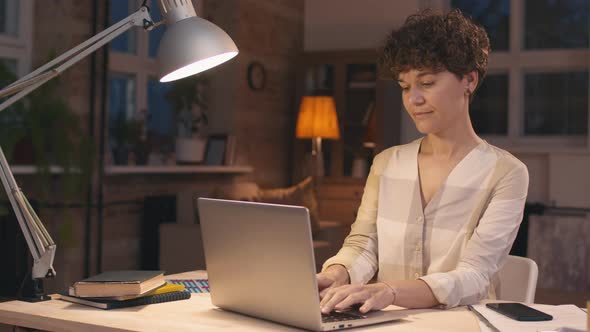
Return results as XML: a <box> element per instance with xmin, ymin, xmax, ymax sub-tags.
<box><xmin>0</xmin><ymin>147</ymin><xmax>55</xmax><ymax>279</ymax></box>
<box><xmin>0</xmin><ymin>5</ymin><xmax>154</xmax><ymax>112</ymax></box>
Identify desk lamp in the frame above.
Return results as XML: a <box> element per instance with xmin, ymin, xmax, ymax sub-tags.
<box><xmin>295</xmin><ymin>96</ymin><xmax>340</xmax><ymax>178</ymax></box>
<box><xmin>0</xmin><ymin>0</ymin><xmax>238</xmax><ymax>302</ymax></box>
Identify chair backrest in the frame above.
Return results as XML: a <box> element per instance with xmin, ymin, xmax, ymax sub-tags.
<box><xmin>496</xmin><ymin>255</ymin><xmax>538</xmax><ymax>303</ymax></box>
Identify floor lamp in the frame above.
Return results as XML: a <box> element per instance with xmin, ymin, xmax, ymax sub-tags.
<box><xmin>296</xmin><ymin>96</ymin><xmax>340</xmax><ymax>179</ymax></box>
<box><xmin>0</xmin><ymin>0</ymin><xmax>238</xmax><ymax>301</ymax></box>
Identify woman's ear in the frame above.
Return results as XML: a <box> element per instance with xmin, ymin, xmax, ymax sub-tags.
<box><xmin>464</xmin><ymin>71</ymin><xmax>478</xmax><ymax>94</ymax></box>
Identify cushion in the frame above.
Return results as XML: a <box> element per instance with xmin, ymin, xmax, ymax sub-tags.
<box><xmin>258</xmin><ymin>177</ymin><xmax>320</xmax><ymax>235</ymax></box>
<box><xmin>209</xmin><ymin>182</ymin><xmax>260</xmax><ymax>202</ymax></box>
<box><xmin>210</xmin><ymin>177</ymin><xmax>320</xmax><ymax>235</ymax></box>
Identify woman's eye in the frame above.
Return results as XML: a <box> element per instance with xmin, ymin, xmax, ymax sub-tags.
<box><xmin>421</xmin><ymin>82</ymin><xmax>433</xmax><ymax>87</ymax></box>
<box><xmin>400</xmin><ymin>86</ymin><xmax>409</xmax><ymax>91</ymax></box>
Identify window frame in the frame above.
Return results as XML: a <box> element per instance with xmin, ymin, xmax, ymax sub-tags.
<box><xmin>422</xmin><ymin>0</ymin><xmax>590</xmax><ymax>150</ymax></box>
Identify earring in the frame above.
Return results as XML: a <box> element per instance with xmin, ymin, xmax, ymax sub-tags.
<box><xmin>465</xmin><ymin>89</ymin><xmax>472</xmax><ymax>96</ymax></box>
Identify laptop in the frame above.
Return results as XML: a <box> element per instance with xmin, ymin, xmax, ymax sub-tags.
<box><xmin>197</xmin><ymin>198</ymin><xmax>406</xmax><ymax>331</ymax></box>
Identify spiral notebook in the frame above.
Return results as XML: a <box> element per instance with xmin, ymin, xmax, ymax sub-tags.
<box><xmin>59</xmin><ymin>290</ymin><xmax>191</xmax><ymax>310</ymax></box>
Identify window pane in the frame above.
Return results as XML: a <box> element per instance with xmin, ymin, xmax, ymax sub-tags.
<box><xmin>147</xmin><ymin>78</ymin><xmax>173</xmax><ymax>138</ymax></box>
<box><xmin>525</xmin><ymin>0</ymin><xmax>589</xmax><ymax>49</ymax></box>
<box><xmin>0</xmin><ymin>0</ymin><xmax>19</xmax><ymax>36</ymax></box>
<box><xmin>0</xmin><ymin>57</ymin><xmax>17</xmax><ymax>86</ymax></box>
<box><xmin>470</xmin><ymin>74</ymin><xmax>508</xmax><ymax>135</ymax></box>
<box><xmin>108</xmin><ymin>73</ymin><xmax>136</xmax><ymax>150</ymax></box>
<box><xmin>305</xmin><ymin>64</ymin><xmax>334</xmax><ymax>95</ymax></box>
<box><xmin>148</xmin><ymin>0</ymin><xmax>166</xmax><ymax>58</ymax></box>
<box><xmin>110</xmin><ymin>0</ymin><xmax>137</xmax><ymax>54</ymax></box>
<box><xmin>524</xmin><ymin>72</ymin><xmax>588</xmax><ymax>135</ymax></box>
<box><xmin>452</xmin><ymin>0</ymin><xmax>509</xmax><ymax>51</ymax></box>
<box><xmin>0</xmin><ymin>58</ymin><xmax>20</xmax><ymax>126</ymax></box>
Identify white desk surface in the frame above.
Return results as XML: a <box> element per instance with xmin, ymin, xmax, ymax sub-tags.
<box><xmin>0</xmin><ymin>270</ymin><xmax>487</xmax><ymax>332</ymax></box>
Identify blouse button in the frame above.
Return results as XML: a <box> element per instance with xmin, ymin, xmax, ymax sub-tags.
<box><xmin>414</xmin><ymin>273</ymin><xmax>420</xmax><ymax>279</ymax></box>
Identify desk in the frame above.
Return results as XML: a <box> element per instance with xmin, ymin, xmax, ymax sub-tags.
<box><xmin>0</xmin><ymin>271</ymin><xmax>481</xmax><ymax>332</ymax></box>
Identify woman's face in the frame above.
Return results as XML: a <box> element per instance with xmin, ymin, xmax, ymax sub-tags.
<box><xmin>397</xmin><ymin>69</ymin><xmax>475</xmax><ymax>135</ymax></box>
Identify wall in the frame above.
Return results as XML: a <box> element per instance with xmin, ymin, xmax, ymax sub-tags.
<box><xmin>304</xmin><ymin>0</ymin><xmax>419</xmax><ymax>51</ymax></box>
<box><xmin>209</xmin><ymin>0</ymin><xmax>304</xmax><ymax>187</ymax></box>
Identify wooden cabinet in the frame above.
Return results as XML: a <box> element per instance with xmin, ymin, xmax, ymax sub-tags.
<box><xmin>316</xmin><ymin>177</ymin><xmax>365</xmax><ymax>226</ymax></box>
<box><xmin>294</xmin><ymin>50</ymin><xmax>402</xmax><ymax>180</ymax></box>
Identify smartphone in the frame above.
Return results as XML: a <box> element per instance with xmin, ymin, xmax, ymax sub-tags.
<box><xmin>486</xmin><ymin>303</ymin><xmax>553</xmax><ymax>321</ymax></box>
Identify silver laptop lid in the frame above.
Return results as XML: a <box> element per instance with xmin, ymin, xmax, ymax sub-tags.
<box><xmin>198</xmin><ymin>198</ymin><xmax>323</xmax><ymax>331</ymax></box>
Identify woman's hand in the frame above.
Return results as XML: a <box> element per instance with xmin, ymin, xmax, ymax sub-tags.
<box><xmin>319</xmin><ymin>283</ymin><xmax>395</xmax><ymax>314</ymax></box>
<box><xmin>316</xmin><ymin>265</ymin><xmax>350</xmax><ymax>297</ymax></box>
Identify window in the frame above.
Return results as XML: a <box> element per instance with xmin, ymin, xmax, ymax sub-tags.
<box><xmin>0</xmin><ymin>0</ymin><xmax>19</xmax><ymax>36</ymax></box>
<box><xmin>451</xmin><ymin>0</ymin><xmax>509</xmax><ymax>51</ymax></box>
<box><xmin>470</xmin><ymin>73</ymin><xmax>509</xmax><ymax>135</ymax></box>
<box><xmin>110</xmin><ymin>0</ymin><xmax>137</xmax><ymax>54</ymax></box>
<box><xmin>0</xmin><ymin>0</ymin><xmax>33</xmax><ymax>146</ymax></box>
<box><xmin>0</xmin><ymin>0</ymin><xmax>33</xmax><ymax>78</ymax></box>
<box><xmin>108</xmin><ymin>0</ymin><xmax>176</xmax><ymax>165</ymax></box>
<box><xmin>524</xmin><ymin>0</ymin><xmax>589</xmax><ymax>50</ymax></box>
<box><xmin>450</xmin><ymin>0</ymin><xmax>590</xmax><ymax>147</ymax></box>
<box><xmin>524</xmin><ymin>71</ymin><xmax>588</xmax><ymax>136</ymax></box>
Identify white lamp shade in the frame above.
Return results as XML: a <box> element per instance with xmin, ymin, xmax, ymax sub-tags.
<box><xmin>158</xmin><ymin>16</ymin><xmax>238</xmax><ymax>82</ymax></box>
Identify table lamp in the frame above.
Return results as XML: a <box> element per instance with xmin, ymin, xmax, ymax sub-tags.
<box><xmin>0</xmin><ymin>0</ymin><xmax>238</xmax><ymax>302</ymax></box>
<box><xmin>295</xmin><ymin>96</ymin><xmax>340</xmax><ymax>178</ymax></box>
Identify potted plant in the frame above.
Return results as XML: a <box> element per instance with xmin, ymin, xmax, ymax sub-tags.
<box><xmin>0</xmin><ymin>60</ymin><xmax>93</xmax><ymax>214</ymax></box>
<box><xmin>129</xmin><ymin>109</ymin><xmax>150</xmax><ymax>165</ymax></box>
<box><xmin>165</xmin><ymin>74</ymin><xmax>209</xmax><ymax>164</ymax></box>
<box><xmin>109</xmin><ymin>109</ymin><xmax>149</xmax><ymax>166</ymax></box>
<box><xmin>108</xmin><ymin>111</ymin><xmax>131</xmax><ymax>165</ymax></box>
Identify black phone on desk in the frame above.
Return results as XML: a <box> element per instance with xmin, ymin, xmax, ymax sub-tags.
<box><xmin>486</xmin><ymin>303</ymin><xmax>553</xmax><ymax>321</ymax></box>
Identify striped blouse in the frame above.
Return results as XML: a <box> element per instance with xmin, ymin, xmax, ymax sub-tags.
<box><xmin>322</xmin><ymin>138</ymin><xmax>529</xmax><ymax>308</ymax></box>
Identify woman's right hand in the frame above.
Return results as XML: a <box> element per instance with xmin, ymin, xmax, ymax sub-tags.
<box><xmin>317</xmin><ymin>264</ymin><xmax>350</xmax><ymax>298</ymax></box>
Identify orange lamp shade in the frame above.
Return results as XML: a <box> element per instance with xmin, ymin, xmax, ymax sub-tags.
<box><xmin>296</xmin><ymin>96</ymin><xmax>340</xmax><ymax>139</ymax></box>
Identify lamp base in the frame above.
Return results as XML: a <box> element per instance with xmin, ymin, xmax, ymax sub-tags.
<box><xmin>19</xmin><ymin>278</ymin><xmax>51</xmax><ymax>302</ymax></box>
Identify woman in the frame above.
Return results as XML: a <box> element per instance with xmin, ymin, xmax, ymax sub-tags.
<box><xmin>317</xmin><ymin>9</ymin><xmax>529</xmax><ymax>313</ymax></box>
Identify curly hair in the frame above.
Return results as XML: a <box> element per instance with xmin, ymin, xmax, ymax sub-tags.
<box><xmin>379</xmin><ymin>9</ymin><xmax>490</xmax><ymax>95</ymax></box>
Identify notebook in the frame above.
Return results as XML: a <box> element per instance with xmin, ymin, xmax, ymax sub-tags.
<box><xmin>59</xmin><ymin>290</ymin><xmax>191</xmax><ymax>310</ymax></box>
<box><xmin>197</xmin><ymin>198</ymin><xmax>407</xmax><ymax>331</ymax></box>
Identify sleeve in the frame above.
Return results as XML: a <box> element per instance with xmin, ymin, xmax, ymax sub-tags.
<box><xmin>321</xmin><ymin>149</ymin><xmax>392</xmax><ymax>284</ymax></box>
<box><xmin>420</xmin><ymin>160</ymin><xmax>529</xmax><ymax>308</ymax></box>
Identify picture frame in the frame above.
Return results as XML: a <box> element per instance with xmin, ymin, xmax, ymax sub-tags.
<box><xmin>204</xmin><ymin>134</ymin><xmax>228</xmax><ymax>166</ymax></box>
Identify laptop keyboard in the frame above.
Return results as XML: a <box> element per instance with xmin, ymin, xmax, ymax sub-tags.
<box><xmin>322</xmin><ymin>310</ymin><xmax>367</xmax><ymax>323</ymax></box>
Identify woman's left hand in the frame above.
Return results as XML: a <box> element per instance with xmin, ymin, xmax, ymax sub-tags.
<box><xmin>319</xmin><ymin>283</ymin><xmax>395</xmax><ymax>314</ymax></box>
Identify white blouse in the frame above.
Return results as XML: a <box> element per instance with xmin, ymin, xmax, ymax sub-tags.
<box><xmin>322</xmin><ymin>138</ymin><xmax>529</xmax><ymax>308</ymax></box>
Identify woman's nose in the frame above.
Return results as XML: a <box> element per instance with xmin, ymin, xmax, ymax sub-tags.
<box><xmin>408</xmin><ymin>88</ymin><xmax>425</xmax><ymax>105</ymax></box>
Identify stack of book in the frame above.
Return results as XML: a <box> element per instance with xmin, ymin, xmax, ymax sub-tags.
<box><xmin>60</xmin><ymin>270</ymin><xmax>190</xmax><ymax>309</ymax></box>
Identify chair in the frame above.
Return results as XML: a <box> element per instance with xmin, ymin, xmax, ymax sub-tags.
<box><xmin>496</xmin><ymin>255</ymin><xmax>538</xmax><ymax>303</ymax></box>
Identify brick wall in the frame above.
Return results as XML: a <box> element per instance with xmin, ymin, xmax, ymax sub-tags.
<box><xmin>10</xmin><ymin>0</ymin><xmax>303</xmax><ymax>293</ymax></box>
<box><xmin>206</xmin><ymin>0</ymin><xmax>304</xmax><ymax>187</ymax></box>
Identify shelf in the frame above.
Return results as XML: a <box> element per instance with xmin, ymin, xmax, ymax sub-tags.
<box><xmin>347</xmin><ymin>82</ymin><xmax>376</xmax><ymax>89</ymax></box>
<box><xmin>11</xmin><ymin>165</ymin><xmax>79</xmax><ymax>175</ymax></box>
<box><xmin>104</xmin><ymin>165</ymin><xmax>253</xmax><ymax>175</ymax></box>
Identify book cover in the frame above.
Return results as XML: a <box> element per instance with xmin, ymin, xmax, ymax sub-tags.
<box><xmin>59</xmin><ymin>290</ymin><xmax>191</xmax><ymax>310</ymax></box>
<box><xmin>72</xmin><ymin>270</ymin><xmax>165</xmax><ymax>297</ymax></box>
<box><xmin>83</xmin><ymin>282</ymin><xmax>185</xmax><ymax>301</ymax></box>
